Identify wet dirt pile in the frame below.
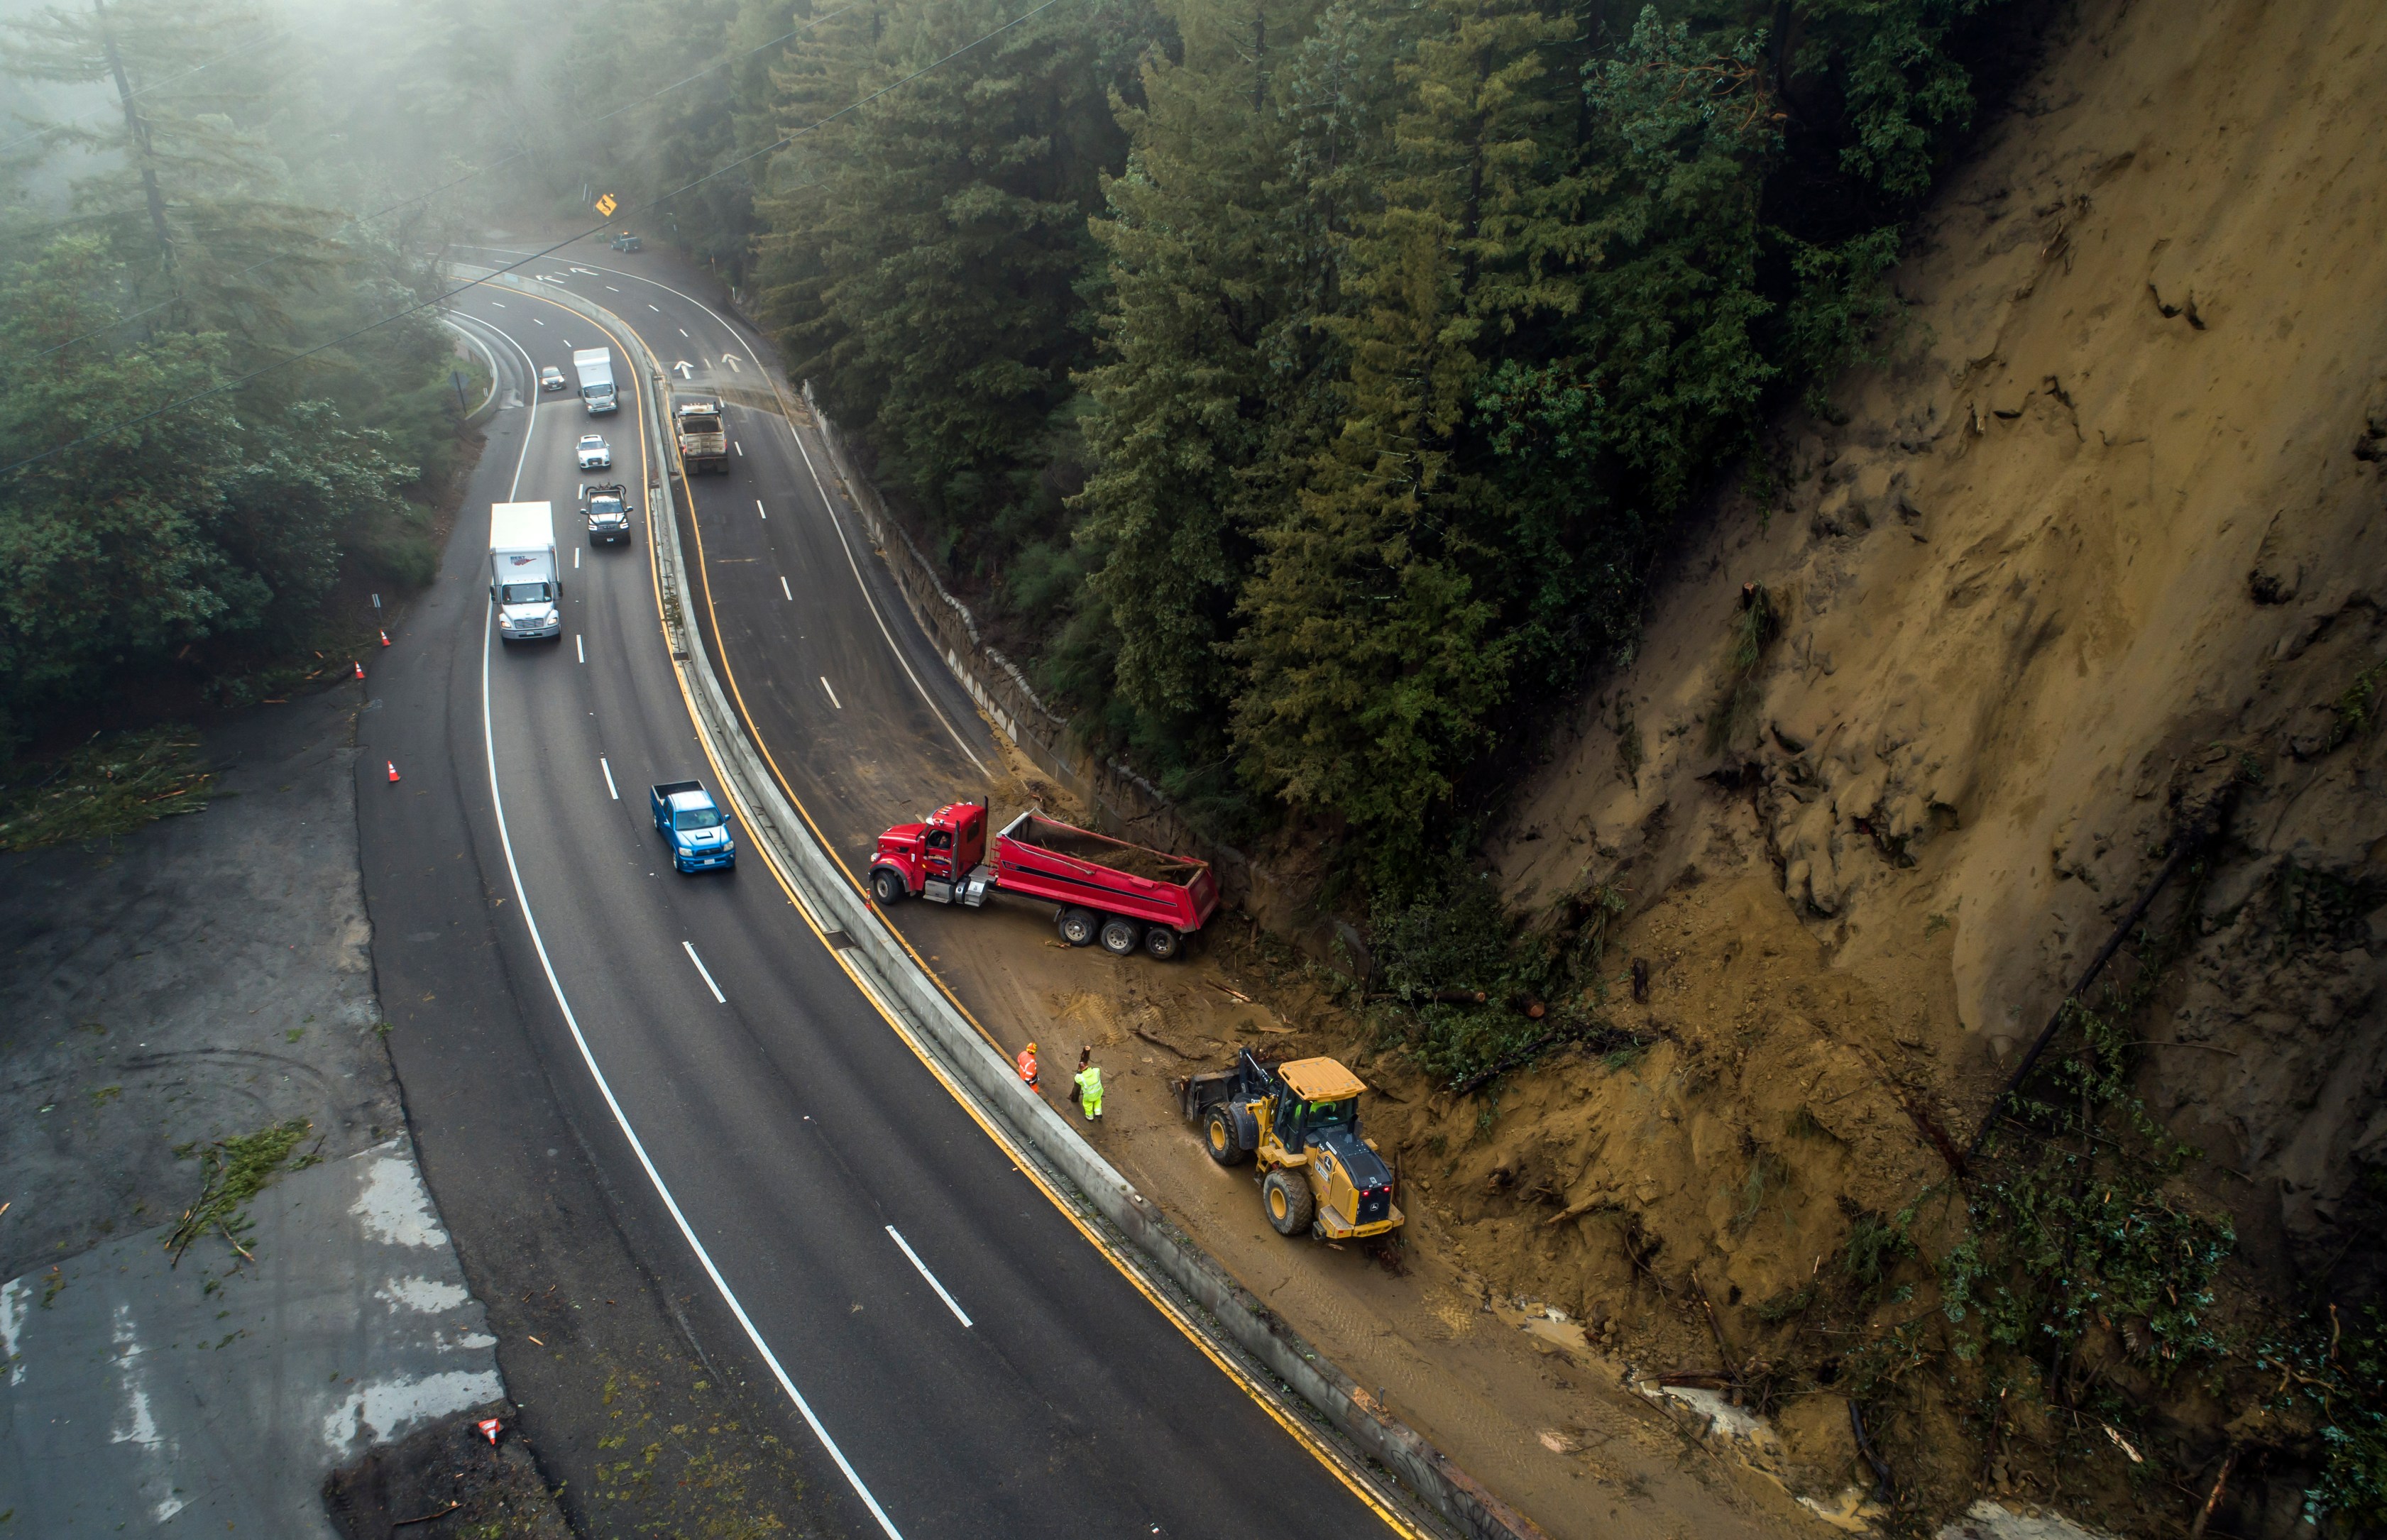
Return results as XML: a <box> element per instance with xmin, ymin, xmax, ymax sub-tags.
<box><xmin>324</xmin><ymin>1402</ymin><xmax>569</xmax><ymax>1540</ymax></box>
<box><xmin>1315</xmin><ymin>0</ymin><xmax>2387</xmax><ymax>1532</ymax></box>
<box><xmin>1016</xmin><ymin>815</ymin><xmax>1207</xmax><ymax>881</ymax></box>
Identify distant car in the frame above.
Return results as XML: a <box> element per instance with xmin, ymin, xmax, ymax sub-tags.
<box><xmin>576</xmin><ymin>434</ymin><xmax>612</xmax><ymax>470</ymax></box>
<box><xmin>539</xmin><ymin>365</ymin><xmax>568</xmax><ymax>392</ymax></box>
<box><xmin>582</xmin><ymin>482</ymin><xmax>635</xmax><ymax>548</ymax></box>
<box><xmin>610</xmin><ymin>231</ymin><xmax>642</xmax><ymax>253</ymax></box>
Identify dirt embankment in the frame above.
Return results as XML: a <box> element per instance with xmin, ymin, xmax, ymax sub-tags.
<box><xmin>1319</xmin><ymin>0</ymin><xmax>2387</xmax><ymax>1531</ymax></box>
<box><xmin>929</xmin><ymin>9</ymin><xmax>2387</xmax><ymax>1529</ymax></box>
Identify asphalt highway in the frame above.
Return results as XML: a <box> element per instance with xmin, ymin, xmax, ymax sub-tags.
<box><xmin>390</xmin><ymin>256</ymin><xmax>1398</xmax><ymax>1536</ymax></box>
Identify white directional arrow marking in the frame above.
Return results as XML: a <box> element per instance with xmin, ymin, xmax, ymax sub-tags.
<box><xmin>720</xmin><ymin>353</ymin><xmax>744</xmax><ymax>373</ymax></box>
<box><xmin>673</xmin><ymin>361</ymin><xmax>695</xmax><ymax>380</ymax></box>
<box><xmin>570</xmin><ymin>265</ymin><xmax>598</xmax><ymax>275</ymax></box>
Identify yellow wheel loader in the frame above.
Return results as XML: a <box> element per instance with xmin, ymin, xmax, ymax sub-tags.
<box><xmin>1180</xmin><ymin>1050</ymin><xmax>1404</xmax><ymax>1241</ymax></box>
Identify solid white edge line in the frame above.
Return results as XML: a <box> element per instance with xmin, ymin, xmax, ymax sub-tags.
<box><xmin>821</xmin><ymin>676</ymin><xmax>841</xmax><ymax>710</ymax></box>
<box><xmin>885</xmin><ymin>1227</ymin><xmax>973</xmax><ymax>1329</ymax></box>
<box><xmin>601</xmin><ymin>757</ymin><xmax>618</xmax><ymax>800</ymax></box>
<box><xmin>682</xmin><ymin>940</ymin><xmax>728</xmax><ymax>1003</ymax></box>
<box><xmin>781</xmin><ymin>575</ymin><xmax>793</xmax><ymax>601</ymax></box>
<box><xmin>476</xmin><ymin>307</ymin><xmax>904</xmax><ymax>1539</ymax></box>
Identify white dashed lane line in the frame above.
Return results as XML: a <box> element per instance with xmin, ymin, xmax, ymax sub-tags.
<box><xmin>683</xmin><ymin>942</ymin><xmax>727</xmax><ymax>1003</ymax></box>
<box><xmin>886</xmin><ymin>1227</ymin><xmax>973</xmax><ymax>1329</ymax></box>
<box><xmin>781</xmin><ymin>576</ymin><xmax>793</xmax><ymax>601</ymax></box>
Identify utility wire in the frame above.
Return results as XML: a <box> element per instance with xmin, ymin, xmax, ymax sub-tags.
<box><xmin>1</xmin><ymin>0</ymin><xmax>1076</xmax><ymax>478</ymax></box>
<box><xmin>26</xmin><ymin>1</ymin><xmax>866</xmax><ymax>362</ymax></box>
<box><xmin>0</xmin><ymin>23</ymin><xmax>279</xmax><ymax>155</ymax></box>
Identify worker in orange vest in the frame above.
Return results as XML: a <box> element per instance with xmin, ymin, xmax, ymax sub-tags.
<box><xmin>1016</xmin><ymin>1041</ymin><xmax>1039</xmax><ymax>1088</ymax></box>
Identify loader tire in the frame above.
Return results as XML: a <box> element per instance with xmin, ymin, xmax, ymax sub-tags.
<box><xmin>1263</xmin><ymin>1170</ymin><xmax>1315</xmax><ymax>1237</ymax></box>
<box><xmin>1099</xmin><ymin>916</ymin><xmax>1142</xmax><ymax>956</ymax></box>
<box><xmin>1205</xmin><ymin>1104</ymin><xmax>1253</xmax><ymax>1166</ymax></box>
<box><xmin>1058</xmin><ymin>906</ymin><xmax>1099</xmax><ymax>947</ymax></box>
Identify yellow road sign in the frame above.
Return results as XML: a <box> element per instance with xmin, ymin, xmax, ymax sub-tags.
<box><xmin>594</xmin><ymin>193</ymin><xmax>618</xmax><ymax>217</ymax></box>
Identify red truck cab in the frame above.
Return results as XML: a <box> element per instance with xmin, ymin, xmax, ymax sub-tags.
<box><xmin>872</xmin><ymin>802</ymin><xmax>991</xmax><ymax>904</ymax></box>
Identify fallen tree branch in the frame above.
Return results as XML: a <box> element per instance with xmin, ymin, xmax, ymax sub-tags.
<box><xmin>1850</xmin><ymin>1400</ymin><xmax>1893</xmax><ymax>1500</ymax></box>
<box><xmin>2189</xmin><ymin>1446</ymin><xmax>2237</xmax><ymax>1539</ymax></box>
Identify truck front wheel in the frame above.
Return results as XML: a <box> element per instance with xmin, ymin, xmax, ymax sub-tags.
<box><xmin>1057</xmin><ymin>907</ymin><xmax>1098</xmax><ymax>947</ymax></box>
<box><xmin>1263</xmin><ymin>1170</ymin><xmax>1316</xmax><ymax>1237</ymax></box>
<box><xmin>1143</xmin><ymin>927</ymin><xmax>1180</xmax><ymax>961</ymax></box>
<box><xmin>870</xmin><ymin>868</ymin><xmax>906</xmax><ymax>906</ymax></box>
<box><xmin>1099</xmin><ymin>916</ymin><xmax>1141</xmax><ymax>956</ymax></box>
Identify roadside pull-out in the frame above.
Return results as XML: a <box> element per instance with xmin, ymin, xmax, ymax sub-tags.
<box><xmin>868</xmin><ymin>803</ymin><xmax>1215</xmax><ymax>960</ymax></box>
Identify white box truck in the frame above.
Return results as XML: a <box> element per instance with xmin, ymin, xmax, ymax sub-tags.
<box><xmin>572</xmin><ymin>347</ymin><xmax>617</xmax><ymax>415</ymax></box>
<box><xmin>489</xmin><ymin>502</ymin><xmax>561</xmax><ymax>642</ymax></box>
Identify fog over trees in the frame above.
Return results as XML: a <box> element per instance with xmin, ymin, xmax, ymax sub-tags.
<box><xmin>1</xmin><ymin>0</ymin><xmax>2011</xmax><ymax>881</ymax></box>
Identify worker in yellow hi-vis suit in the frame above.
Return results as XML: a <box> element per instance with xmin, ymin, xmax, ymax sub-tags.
<box><xmin>1073</xmin><ymin>1054</ymin><xmax>1103</xmax><ymax>1122</ymax></box>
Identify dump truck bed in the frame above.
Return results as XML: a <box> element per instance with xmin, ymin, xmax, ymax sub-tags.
<box><xmin>992</xmin><ymin>810</ymin><xmax>1218</xmax><ymax>931</ymax></box>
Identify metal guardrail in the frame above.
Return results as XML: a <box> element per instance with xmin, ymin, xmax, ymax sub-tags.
<box><xmin>441</xmin><ymin>264</ymin><xmax>1542</xmax><ymax>1540</ymax></box>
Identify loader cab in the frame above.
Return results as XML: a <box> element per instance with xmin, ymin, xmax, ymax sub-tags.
<box><xmin>1275</xmin><ymin>1058</ymin><xmax>1366</xmax><ymax>1151</ymax></box>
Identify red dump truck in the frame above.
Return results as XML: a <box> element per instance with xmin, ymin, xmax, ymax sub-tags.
<box><xmin>867</xmin><ymin>803</ymin><xmax>1217</xmax><ymax>960</ymax></box>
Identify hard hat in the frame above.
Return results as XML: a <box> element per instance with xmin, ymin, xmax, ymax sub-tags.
<box><xmin>1025</xmin><ymin>1042</ymin><xmax>1037</xmax><ymax>1053</ymax></box>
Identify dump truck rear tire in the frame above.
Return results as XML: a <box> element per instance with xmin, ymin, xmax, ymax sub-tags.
<box><xmin>1143</xmin><ymin>926</ymin><xmax>1180</xmax><ymax>961</ymax></box>
<box><xmin>1263</xmin><ymin>1170</ymin><xmax>1315</xmax><ymax>1237</ymax></box>
<box><xmin>1058</xmin><ymin>906</ymin><xmax>1099</xmax><ymax>947</ymax></box>
<box><xmin>1205</xmin><ymin>1104</ymin><xmax>1253</xmax><ymax>1166</ymax></box>
<box><xmin>1099</xmin><ymin>916</ymin><xmax>1141</xmax><ymax>956</ymax></box>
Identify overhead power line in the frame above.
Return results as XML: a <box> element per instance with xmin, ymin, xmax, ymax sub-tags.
<box><xmin>0</xmin><ymin>23</ymin><xmax>278</xmax><ymax>155</ymax></box>
<box><xmin>0</xmin><ymin>0</ymin><xmax>1077</xmax><ymax>478</ymax></box>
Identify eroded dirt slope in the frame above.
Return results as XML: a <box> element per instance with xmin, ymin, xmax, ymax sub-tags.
<box><xmin>1381</xmin><ymin>0</ymin><xmax>2387</xmax><ymax>1527</ymax></box>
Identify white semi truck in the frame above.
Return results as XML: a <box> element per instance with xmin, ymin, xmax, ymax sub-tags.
<box><xmin>571</xmin><ymin>347</ymin><xmax>617</xmax><ymax>414</ymax></box>
<box><xmin>489</xmin><ymin>502</ymin><xmax>561</xmax><ymax>642</ymax></box>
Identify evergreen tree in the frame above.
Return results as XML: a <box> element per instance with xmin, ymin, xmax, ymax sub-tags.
<box><xmin>758</xmin><ymin>0</ymin><xmax>1163</xmax><ymax>580</ymax></box>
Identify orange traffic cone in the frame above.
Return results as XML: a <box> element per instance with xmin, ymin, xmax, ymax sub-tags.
<box><xmin>386</xmin><ymin>761</ymin><xmax>400</xmax><ymax>783</ymax></box>
<box><xmin>379</xmin><ymin>629</ymin><xmax>392</xmax><ymax>647</ymax></box>
<box><xmin>478</xmin><ymin>1417</ymin><xmax>500</xmax><ymax>1445</ymax></box>
<box><xmin>352</xmin><ymin>661</ymin><xmax>365</xmax><ymax>679</ymax></box>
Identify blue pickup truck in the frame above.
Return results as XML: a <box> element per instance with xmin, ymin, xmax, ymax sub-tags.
<box><xmin>650</xmin><ymin>780</ymin><xmax>736</xmax><ymax>873</ymax></box>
